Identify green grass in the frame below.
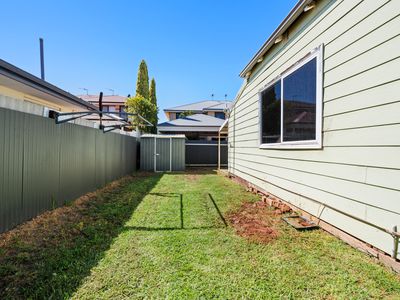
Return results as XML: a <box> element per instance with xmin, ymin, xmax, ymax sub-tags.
<box><xmin>1</xmin><ymin>171</ymin><xmax>399</xmax><ymax>299</ymax></box>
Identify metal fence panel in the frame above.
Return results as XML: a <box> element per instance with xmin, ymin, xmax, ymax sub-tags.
<box><xmin>0</xmin><ymin>107</ymin><xmax>137</xmax><ymax>233</ymax></box>
<box><xmin>23</xmin><ymin>114</ymin><xmax>60</xmax><ymax>221</ymax></box>
<box><xmin>172</xmin><ymin>138</ymin><xmax>185</xmax><ymax>171</ymax></box>
<box><xmin>185</xmin><ymin>141</ymin><xmax>228</xmax><ymax>167</ymax></box>
<box><xmin>0</xmin><ymin>108</ymin><xmax>24</xmax><ymax>231</ymax></box>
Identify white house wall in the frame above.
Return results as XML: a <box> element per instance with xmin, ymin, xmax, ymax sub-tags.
<box><xmin>229</xmin><ymin>0</ymin><xmax>400</xmax><ymax>256</ymax></box>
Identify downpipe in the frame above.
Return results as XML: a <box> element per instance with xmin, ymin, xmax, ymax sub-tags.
<box><xmin>393</xmin><ymin>226</ymin><xmax>399</xmax><ymax>260</ymax></box>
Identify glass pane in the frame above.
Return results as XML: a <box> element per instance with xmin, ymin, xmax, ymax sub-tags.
<box><xmin>261</xmin><ymin>81</ymin><xmax>281</xmax><ymax>143</ymax></box>
<box><xmin>215</xmin><ymin>112</ymin><xmax>225</xmax><ymax>119</ymax></box>
<box><xmin>283</xmin><ymin>58</ymin><xmax>316</xmax><ymax>142</ymax></box>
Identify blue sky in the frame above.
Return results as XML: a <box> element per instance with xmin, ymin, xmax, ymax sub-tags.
<box><xmin>1</xmin><ymin>0</ymin><xmax>297</xmax><ymax>121</ymax></box>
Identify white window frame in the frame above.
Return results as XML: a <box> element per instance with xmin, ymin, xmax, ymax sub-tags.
<box><xmin>259</xmin><ymin>44</ymin><xmax>323</xmax><ymax>149</ymax></box>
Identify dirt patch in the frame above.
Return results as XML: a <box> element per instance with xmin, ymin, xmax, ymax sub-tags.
<box><xmin>0</xmin><ymin>176</ymin><xmax>131</xmax><ymax>250</ymax></box>
<box><xmin>186</xmin><ymin>174</ymin><xmax>201</xmax><ymax>182</ymax></box>
<box><xmin>228</xmin><ymin>201</ymin><xmax>281</xmax><ymax>243</ymax></box>
<box><xmin>0</xmin><ymin>175</ymin><xmax>135</xmax><ymax>298</ymax></box>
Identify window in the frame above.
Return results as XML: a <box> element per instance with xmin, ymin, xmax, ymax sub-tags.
<box><xmin>259</xmin><ymin>46</ymin><xmax>322</xmax><ymax>149</ymax></box>
<box><xmin>261</xmin><ymin>81</ymin><xmax>281</xmax><ymax>143</ymax></box>
<box><xmin>176</xmin><ymin>112</ymin><xmax>182</xmax><ymax>119</ymax></box>
<box><xmin>119</xmin><ymin>105</ymin><xmax>127</xmax><ymax>118</ymax></box>
<box><xmin>215</xmin><ymin>112</ymin><xmax>226</xmax><ymax>119</ymax></box>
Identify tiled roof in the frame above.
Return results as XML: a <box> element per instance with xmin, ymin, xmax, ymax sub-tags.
<box><xmin>158</xmin><ymin>113</ymin><xmax>225</xmax><ymax>127</ymax></box>
<box><xmin>78</xmin><ymin>94</ymin><xmax>127</xmax><ymax>104</ymax></box>
<box><xmin>164</xmin><ymin>100</ymin><xmax>232</xmax><ymax>112</ymax></box>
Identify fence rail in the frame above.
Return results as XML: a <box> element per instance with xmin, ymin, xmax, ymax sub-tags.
<box><xmin>0</xmin><ymin>107</ymin><xmax>137</xmax><ymax>233</ymax></box>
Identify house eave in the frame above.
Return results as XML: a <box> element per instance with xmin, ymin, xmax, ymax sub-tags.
<box><xmin>0</xmin><ymin>59</ymin><xmax>98</xmax><ymax>111</ymax></box>
<box><xmin>239</xmin><ymin>0</ymin><xmax>313</xmax><ymax>78</ymax></box>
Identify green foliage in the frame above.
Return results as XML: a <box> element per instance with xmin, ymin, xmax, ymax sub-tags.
<box><xmin>130</xmin><ymin>61</ymin><xmax>158</xmax><ymax>133</ymax></box>
<box><xmin>149</xmin><ymin>78</ymin><xmax>157</xmax><ymax>106</ymax></box>
<box><xmin>126</xmin><ymin>95</ymin><xmax>156</xmax><ymax>133</ymax></box>
<box><xmin>149</xmin><ymin>78</ymin><xmax>158</xmax><ymax>133</ymax></box>
<box><xmin>179</xmin><ymin>110</ymin><xmax>194</xmax><ymax>118</ymax></box>
<box><xmin>135</xmin><ymin>60</ymin><xmax>149</xmax><ymax>99</ymax></box>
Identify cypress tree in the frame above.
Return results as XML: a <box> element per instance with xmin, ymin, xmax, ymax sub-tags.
<box><xmin>149</xmin><ymin>78</ymin><xmax>157</xmax><ymax>106</ymax></box>
<box><xmin>135</xmin><ymin>60</ymin><xmax>149</xmax><ymax>99</ymax></box>
<box><xmin>149</xmin><ymin>78</ymin><xmax>158</xmax><ymax>133</ymax></box>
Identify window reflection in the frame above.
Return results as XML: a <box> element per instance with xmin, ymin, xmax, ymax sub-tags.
<box><xmin>282</xmin><ymin>58</ymin><xmax>316</xmax><ymax>142</ymax></box>
<box><xmin>261</xmin><ymin>81</ymin><xmax>281</xmax><ymax>143</ymax></box>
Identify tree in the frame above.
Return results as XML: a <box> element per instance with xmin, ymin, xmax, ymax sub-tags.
<box><xmin>179</xmin><ymin>110</ymin><xmax>194</xmax><ymax>118</ymax></box>
<box><xmin>126</xmin><ymin>95</ymin><xmax>156</xmax><ymax>133</ymax></box>
<box><xmin>149</xmin><ymin>78</ymin><xmax>157</xmax><ymax>106</ymax></box>
<box><xmin>149</xmin><ymin>78</ymin><xmax>158</xmax><ymax>133</ymax></box>
<box><xmin>136</xmin><ymin>60</ymin><xmax>149</xmax><ymax>99</ymax></box>
<box><xmin>128</xmin><ymin>60</ymin><xmax>159</xmax><ymax>133</ymax></box>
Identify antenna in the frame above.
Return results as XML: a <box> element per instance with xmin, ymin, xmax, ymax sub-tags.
<box><xmin>79</xmin><ymin>88</ymin><xmax>89</xmax><ymax>95</ymax></box>
<box><xmin>107</xmin><ymin>88</ymin><xmax>115</xmax><ymax>96</ymax></box>
<box><xmin>211</xmin><ymin>93</ymin><xmax>214</xmax><ymax>100</ymax></box>
<box><xmin>39</xmin><ymin>38</ymin><xmax>45</xmax><ymax>80</ymax></box>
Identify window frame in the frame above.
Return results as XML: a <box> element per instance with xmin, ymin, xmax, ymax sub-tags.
<box><xmin>258</xmin><ymin>45</ymin><xmax>323</xmax><ymax>149</ymax></box>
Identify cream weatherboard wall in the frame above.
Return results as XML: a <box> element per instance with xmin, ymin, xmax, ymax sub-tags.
<box><xmin>228</xmin><ymin>0</ymin><xmax>400</xmax><ymax>257</ymax></box>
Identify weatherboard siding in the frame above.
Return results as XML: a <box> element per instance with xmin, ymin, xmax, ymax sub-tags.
<box><xmin>229</xmin><ymin>0</ymin><xmax>400</xmax><ymax>256</ymax></box>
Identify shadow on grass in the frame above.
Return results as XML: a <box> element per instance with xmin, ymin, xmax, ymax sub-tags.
<box><xmin>123</xmin><ymin>192</ymin><xmax>228</xmax><ymax>232</ymax></box>
<box><xmin>0</xmin><ymin>173</ymin><xmax>162</xmax><ymax>299</ymax></box>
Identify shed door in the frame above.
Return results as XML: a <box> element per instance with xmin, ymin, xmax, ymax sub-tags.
<box><xmin>155</xmin><ymin>138</ymin><xmax>171</xmax><ymax>172</ymax></box>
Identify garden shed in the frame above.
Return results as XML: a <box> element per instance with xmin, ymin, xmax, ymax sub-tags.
<box><xmin>140</xmin><ymin>134</ymin><xmax>186</xmax><ymax>172</ymax></box>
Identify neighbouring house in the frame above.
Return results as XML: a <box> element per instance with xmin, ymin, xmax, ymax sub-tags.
<box><xmin>0</xmin><ymin>59</ymin><xmax>97</xmax><ymax>124</ymax></box>
<box><xmin>77</xmin><ymin>94</ymin><xmax>127</xmax><ymax>115</ymax></box>
<box><xmin>159</xmin><ymin>100</ymin><xmax>231</xmax><ymax>140</ymax></box>
<box><xmin>77</xmin><ymin>94</ymin><xmax>128</xmax><ymax>126</ymax></box>
<box><xmin>228</xmin><ymin>0</ymin><xmax>400</xmax><ymax>268</ymax></box>
<box><xmin>158</xmin><ymin>113</ymin><xmax>226</xmax><ymax>141</ymax></box>
<box><xmin>164</xmin><ymin>100</ymin><xmax>231</xmax><ymax>121</ymax></box>
<box><xmin>158</xmin><ymin>100</ymin><xmax>232</xmax><ymax>167</ymax></box>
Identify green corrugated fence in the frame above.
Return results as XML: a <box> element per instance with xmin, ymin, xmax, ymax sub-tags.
<box><xmin>0</xmin><ymin>107</ymin><xmax>137</xmax><ymax>233</ymax></box>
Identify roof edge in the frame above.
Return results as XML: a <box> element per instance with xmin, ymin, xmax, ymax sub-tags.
<box><xmin>0</xmin><ymin>59</ymin><xmax>98</xmax><ymax>111</ymax></box>
<box><xmin>239</xmin><ymin>0</ymin><xmax>312</xmax><ymax>78</ymax></box>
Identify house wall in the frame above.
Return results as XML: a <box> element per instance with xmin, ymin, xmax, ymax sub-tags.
<box><xmin>229</xmin><ymin>0</ymin><xmax>400</xmax><ymax>257</ymax></box>
<box><xmin>165</xmin><ymin>111</ymin><xmax>227</xmax><ymax>121</ymax></box>
<box><xmin>167</xmin><ymin>112</ymin><xmax>175</xmax><ymax>120</ymax></box>
<box><xmin>0</xmin><ymin>87</ymin><xmax>95</xmax><ymax>127</ymax></box>
<box><xmin>0</xmin><ymin>85</ymin><xmax>67</xmax><ymax>113</ymax></box>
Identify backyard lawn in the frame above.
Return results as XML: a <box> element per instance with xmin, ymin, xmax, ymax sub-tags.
<box><xmin>1</xmin><ymin>171</ymin><xmax>399</xmax><ymax>299</ymax></box>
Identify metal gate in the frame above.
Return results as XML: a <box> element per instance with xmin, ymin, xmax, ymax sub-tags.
<box><xmin>140</xmin><ymin>134</ymin><xmax>186</xmax><ymax>172</ymax></box>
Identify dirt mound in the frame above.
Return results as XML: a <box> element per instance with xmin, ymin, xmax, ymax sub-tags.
<box><xmin>228</xmin><ymin>201</ymin><xmax>280</xmax><ymax>243</ymax></box>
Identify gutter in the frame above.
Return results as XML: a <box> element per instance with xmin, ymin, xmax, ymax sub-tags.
<box><xmin>239</xmin><ymin>0</ymin><xmax>314</xmax><ymax>78</ymax></box>
<box><xmin>0</xmin><ymin>59</ymin><xmax>97</xmax><ymax>111</ymax></box>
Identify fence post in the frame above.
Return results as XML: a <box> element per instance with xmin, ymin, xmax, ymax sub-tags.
<box><xmin>218</xmin><ymin>132</ymin><xmax>221</xmax><ymax>170</ymax></box>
